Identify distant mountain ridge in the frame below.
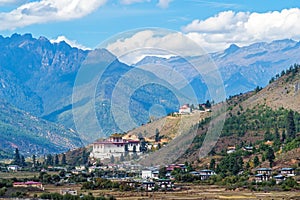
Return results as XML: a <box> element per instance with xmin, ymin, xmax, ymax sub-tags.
<box><xmin>136</xmin><ymin>39</ymin><xmax>300</xmax><ymax>97</ymax></box>
<box><xmin>1</xmin><ymin>33</ymin><xmax>300</xmax><ymax>153</ymax></box>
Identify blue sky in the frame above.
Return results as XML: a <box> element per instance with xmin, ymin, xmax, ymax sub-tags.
<box><xmin>0</xmin><ymin>0</ymin><xmax>300</xmax><ymax>53</ymax></box>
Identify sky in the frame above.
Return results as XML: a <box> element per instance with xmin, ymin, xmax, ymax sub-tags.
<box><xmin>0</xmin><ymin>0</ymin><xmax>300</xmax><ymax>55</ymax></box>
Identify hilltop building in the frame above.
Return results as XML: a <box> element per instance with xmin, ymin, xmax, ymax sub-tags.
<box><xmin>90</xmin><ymin>134</ymin><xmax>140</xmax><ymax>160</ymax></box>
<box><xmin>179</xmin><ymin>104</ymin><xmax>192</xmax><ymax>114</ymax></box>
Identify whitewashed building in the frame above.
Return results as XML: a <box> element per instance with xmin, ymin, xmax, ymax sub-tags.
<box><xmin>90</xmin><ymin>134</ymin><xmax>140</xmax><ymax>160</ymax></box>
<box><xmin>179</xmin><ymin>104</ymin><xmax>192</xmax><ymax>114</ymax></box>
<box><xmin>141</xmin><ymin>167</ymin><xmax>159</xmax><ymax>180</ymax></box>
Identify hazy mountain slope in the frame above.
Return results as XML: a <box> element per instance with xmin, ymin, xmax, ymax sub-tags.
<box><xmin>0</xmin><ymin>33</ymin><xmax>88</xmax><ymax>116</ymax></box>
<box><xmin>239</xmin><ymin>66</ymin><xmax>300</xmax><ymax>113</ymax></box>
<box><xmin>136</xmin><ymin>39</ymin><xmax>300</xmax><ymax>99</ymax></box>
<box><xmin>0</xmin><ymin>101</ymin><xmax>83</xmax><ymax>157</ymax></box>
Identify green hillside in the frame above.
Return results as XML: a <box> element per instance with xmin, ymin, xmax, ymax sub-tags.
<box><xmin>0</xmin><ymin>101</ymin><xmax>83</xmax><ymax>157</ymax></box>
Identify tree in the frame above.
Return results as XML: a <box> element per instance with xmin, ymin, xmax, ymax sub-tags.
<box><xmin>54</xmin><ymin>154</ymin><xmax>59</xmax><ymax>166</ymax></box>
<box><xmin>13</xmin><ymin>148</ymin><xmax>21</xmax><ymax>165</ymax></box>
<box><xmin>21</xmin><ymin>156</ymin><xmax>26</xmax><ymax>166</ymax></box>
<box><xmin>209</xmin><ymin>158</ymin><xmax>216</xmax><ymax>170</ymax></box>
<box><xmin>205</xmin><ymin>100</ymin><xmax>211</xmax><ymax>108</ymax></box>
<box><xmin>32</xmin><ymin>154</ymin><xmax>36</xmax><ymax>167</ymax></box>
<box><xmin>46</xmin><ymin>154</ymin><xmax>53</xmax><ymax>166</ymax></box>
<box><xmin>155</xmin><ymin>128</ymin><xmax>160</xmax><ymax>142</ymax></box>
<box><xmin>253</xmin><ymin>156</ymin><xmax>260</xmax><ymax>167</ymax></box>
<box><xmin>159</xmin><ymin>167</ymin><xmax>167</xmax><ymax>178</ymax></box>
<box><xmin>82</xmin><ymin>149</ymin><xmax>89</xmax><ymax>165</ymax></box>
<box><xmin>110</xmin><ymin>155</ymin><xmax>115</xmax><ymax>164</ymax></box>
<box><xmin>124</xmin><ymin>144</ymin><xmax>129</xmax><ymax>157</ymax></box>
<box><xmin>61</xmin><ymin>154</ymin><xmax>67</xmax><ymax>165</ymax></box>
<box><xmin>120</xmin><ymin>153</ymin><xmax>125</xmax><ymax>162</ymax></box>
<box><xmin>286</xmin><ymin>111</ymin><xmax>296</xmax><ymax>140</ymax></box>
<box><xmin>282</xmin><ymin>130</ymin><xmax>286</xmax><ymax>142</ymax></box>
<box><xmin>266</xmin><ymin>147</ymin><xmax>275</xmax><ymax>167</ymax></box>
<box><xmin>139</xmin><ymin>138</ymin><xmax>147</xmax><ymax>153</ymax></box>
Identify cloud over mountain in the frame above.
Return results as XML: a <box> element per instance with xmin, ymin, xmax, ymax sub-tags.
<box><xmin>183</xmin><ymin>8</ymin><xmax>300</xmax><ymax>51</ymax></box>
<box><xmin>0</xmin><ymin>0</ymin><xmax>107</xmax><ymax>30</ymax></box>
<box><xmin>50</xmin><ymin>35</ymin><xmax>91</xmax><ymax>50</ymax></box>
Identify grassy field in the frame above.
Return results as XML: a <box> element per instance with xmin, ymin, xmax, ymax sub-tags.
<box><xmin>0</xmin><ymin>171</ymin><xmax>58</xmax><ymax>179</ymax></box>
<box><xmin>1</xmin><ymin>172</ymin><xmax>300</xmax><ymax>199</ymax></box>
<box><xmin>40</xmin><ymin>184</ymin><xmax>300</xmax><ymax>200</ymax></box>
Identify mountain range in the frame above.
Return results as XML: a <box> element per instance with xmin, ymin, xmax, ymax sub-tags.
<box><xmin>0</xmin><ymin>33</ymin><xmax>300</xmax><ymax>156</ymax></box>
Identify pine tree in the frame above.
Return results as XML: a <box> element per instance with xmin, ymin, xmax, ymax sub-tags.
<box><xmin>61</xmin><ymin>153</ymin><xmax>67</xmax><ymax>165</ymax></box>
<box><xmin>120</xmin><ymin>153</ymin><xmax>125</xmax><ymax>162</ymax></box>
<box><xmin>266</xmin><ymin>147</ymin><xmax>275</xmax><ymax>167</ymax></box>
<box><xmin>54</xmin><ymin>154</ymin><xmax>59</xmax><ymax>166</ymax></box>
<box><xmin>82</xmin><ymin>149</ymin><xmax>89</xmax><ymax>165</ymax></box>
<box><xmin>13</xmin><ymin>148</ymin><xmax>21</xmax><ymax>165</ymax></box>
<box><xmin>21</xmin><ymin>156</ymin><xmax>26</xmax><ymax>166</ymax></box>
<box><xmin>110</xmin><ymin>155</ymin><xmax>115</xmax><ymax>163</ymax></box>
<box><xmin>254</xmin><ymin>156</ymin><xmax>260</xmax><ymax>167</ymax></box>
<box><xmin>124</xmin><ymin>144</ymin><xmax>129</xmax><ymax>157</ymax></box>
<box><xmin>209</xmin><ymin>158</ymin><xmax>216</xmax><ymax>170</ymax></box>
<box><xmin>286</xmin><ymin>110</ymin><xmax>296</xmax><ymax>140</ymax></box>
<box><xmin>32</xmin><ymin>154</ymin><xmax>36</xmax><ymax>167</ymax></box>
<box><xmin>46</xmin><ymin>154</ymin><xmax>53</xmax><ymax>166</ymax></box>
<box><xmin>282</xmin><ymin>130</ymin><xmax>286</xmax><ymax>142</ymax></box>
<box><xmin>155</xmin><ymin>128</ymin><xmax>160</xmax><ymax>142</ymax></box>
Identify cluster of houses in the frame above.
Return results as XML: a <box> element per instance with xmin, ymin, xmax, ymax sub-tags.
<box><xmin>254</xmin><ymin>167</ymin><xmax>296</xmax><ymax>184</ymax></box>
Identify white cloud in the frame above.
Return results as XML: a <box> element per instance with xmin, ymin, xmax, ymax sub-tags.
<box><xmin>0</xmin><ymin>0</ymin><xmax>107</xmax><ymax>31</ymax></box>
<box><xmin>156</xmin><ymin>0</ymin><xmax>172</xmax><ymax>8</ymax></box>
<box><xmin>50</xmin><ymin>35</ymin><xmax>91</xmax><ymax>50</ymax></box>
<box><xmin>105</xmin><ymin>29</ymin><xmax>205</xmax><ymax>64</ymax></box>
<box><xmin>181</xmin><ymin>8</ymin><xmax>300</xmax><ymax>52</ymax></box>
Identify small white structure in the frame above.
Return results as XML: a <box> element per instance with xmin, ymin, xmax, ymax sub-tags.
<box><xmin>90</xmin><ymin>134</ymin><xmax>140</xmax><ymax>160</ymax></box>
<box><xmin>61</xmin><ymin>189</ymin><xmax>77</xmax><ymax>196</ymax></box>
<box><xmin>179</xmin><ymin>104</ymin><xmax>192</xmax><ymax>114</ymax></box>
<box><xmin>7</xmin><ymin>165</ymin><xmax>20</xmax><ymax>172</ymax></box>
<box><xmin>142</xmin><ymin>167</ymin><xmax>159</xmax><ymax>180</ymax></box>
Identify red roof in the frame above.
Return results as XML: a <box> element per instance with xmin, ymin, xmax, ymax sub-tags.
<box><xmin>14</xmin><ymin>181</ymin><xmax>42</xmax><ymax>185</ymax></box>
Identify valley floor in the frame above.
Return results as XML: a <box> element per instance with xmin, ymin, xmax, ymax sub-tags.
<box><xmin>33</xmin><ymin>184</ymin><xmax>300</xmax><ymax>200</ymax></box>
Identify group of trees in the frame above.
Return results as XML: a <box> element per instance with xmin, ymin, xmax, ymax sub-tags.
<box><xmin>269</xmin><ymin>63</ymin><xmax>300</xmax><ymax>84</ymax></box>
<box><xmin>45</xmin><ymin>153</ymin><xmax>67</xmax><ymax>166</ymax></box>
<box><xmin>11</xmin><ymin>148</ymin><xmax>69</xmax><ymax>167</ymax></box>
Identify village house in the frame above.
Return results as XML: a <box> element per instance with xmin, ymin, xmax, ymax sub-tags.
<box><xmin>255</xmin><ymin>174</ymin><xmax>271</xmax><ymax>183</ymax></box>
<box><xmin>243</xmin><ymin>146</ymin><xmax>254</xmax><ymax>152</ymax></box>
<box><xmin>141</xmin><ymin>181</ymin><xmax>155</xmax><ymax>191</ymax></box>
<box><xmin>254</xmin><ymin>168</ymin><xmax>272</xmax><ymax>183</ymax></box>
<box><xmin>166</xmin><ymin>164</ymin><xmax>187</xmax><ymax>172</ymax></box>
<box><xmin>89</xmin><ymin>134</ymin><xmax>140</xmax><ymax>160</ymax></box>
<box><xmin>256</xmin><ymin>168</ymin><xmax>272</xmax><ymax>175</ymax></box>
<box><xmin>13</xmin><ymin>181</ymin><xmax>44</xmax><ymax>190</ymax></box>
<box><xmin>279</xmin><ymin>168</ymin><xmax>295</xmax><ymax>177</ymax></box>
<box><xmin>199</xmin><ymin>169</ymin><xmax>216</xmax><ymax>180</ymax></box>
<box><xmin>156</xmin><ymin>179</ymin><xmax>173</xmax><ymax>190</ymax></box>
<box><xmin>273</xmin><ymin>174</ymin><xmax>285</xmax><ymax>184</ymax></box>
<box><xmin>226</xmin><ymin>146</ymin><xmax>236</xmax><ymax>154</ymax></box>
